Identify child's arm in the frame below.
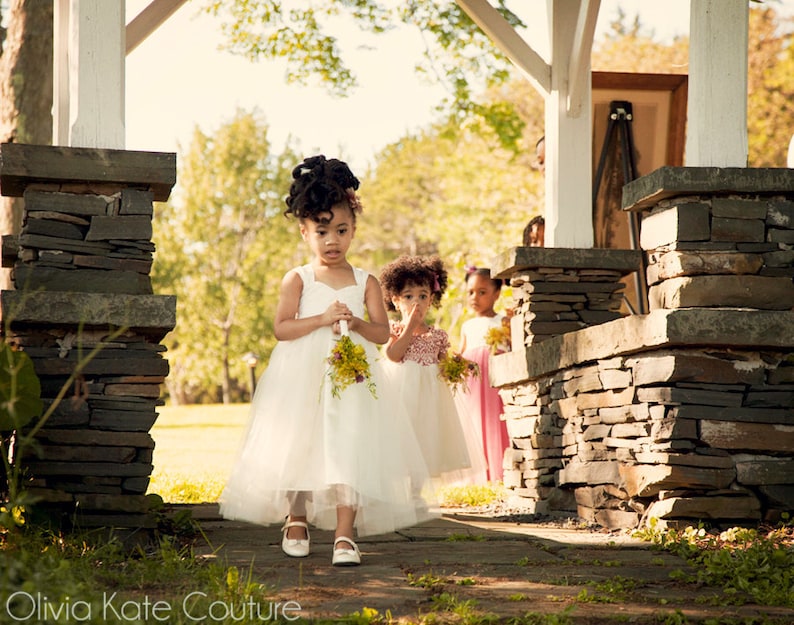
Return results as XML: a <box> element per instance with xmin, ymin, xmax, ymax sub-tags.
<box><xmin>385</xmin><ymin>303</ymin><xmax>423</xmax><ymax>362</ymax></box>
<box><xmin>273</xmin><ymin>270</ymin><xmax>352</xmax><ymax>341</ymax></box>
<box><xmin>349</xmin><ymin>274</ymin><xmax>390</xmax><ymax>344</ymax></box>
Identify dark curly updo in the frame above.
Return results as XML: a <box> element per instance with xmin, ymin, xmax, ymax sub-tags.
<box><xmin>380</xmin><ymin>255</ymin><xmax>449</xmax><ymax>311</ymax></box>
<box><xmin>284</xmin><ymin>154</ymin><xmax>362</xmax><ymax>224</ymax></box>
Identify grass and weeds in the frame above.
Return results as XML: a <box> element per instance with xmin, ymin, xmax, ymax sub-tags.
<box><xmin>437</xmin><ymin>482</ymin><xmax>507</xmax><ymax>508</ymax></box>
<box><xmin>0</xmin><ymin>525</ymin><xmax>281</xmax><ymax>625</ymax></box>
<box><xmin>633</xmin><ymin>517</ymin><xmax>794</xmax><ymax>609</ymax></box>
<box><xmin>4</xmin><ymin>506</ymin><xmax>794</xmax><ymax>625</ymax></box>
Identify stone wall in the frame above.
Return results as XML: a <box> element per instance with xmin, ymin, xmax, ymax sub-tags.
<box><xmin>492</xmin><ymin>167</ymin><xmax>794</xmax><ymax>529</ymax></box>
<box><xmin>0</xmin><ymin>143</ymin><xmax>176</xmax><ymax>529</ymax></box>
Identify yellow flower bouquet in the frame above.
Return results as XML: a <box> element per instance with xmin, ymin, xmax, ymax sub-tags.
<box><xmin>485</xmin><ymin>319</ymin><xmax>512</xmax><ymax>355</ymax></box>
<box><xmin>326</xmin><ymin>321</ymin><xmax>377</xmax><ymax>399</ymax></box>
<box><xmin>437</xmin><ymin>352</ymin><xmax>479</xmax><ymax>395</ymax></box>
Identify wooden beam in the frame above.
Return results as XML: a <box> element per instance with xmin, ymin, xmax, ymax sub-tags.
<box><xmin>455</xmin><ymin>0</ymin><xmax>551</xmax><ymax>96</ymax></box>
<box><xmin>546</xmin><ymin>0</ymin><xmax>594</xmax><ymax>248</ymax></box>
<box><xmin>126</xmin><ymin>0</ymin><xmax>188</xmax><ymax>55</ymax></box>
<box><xmin>686</xmin><ymin>0</ymin><xmax>748</xmax><ymax>166</ymax></box>
<box><xmin>54</xmin><ymin>0</ymin><xmax>125</xmax><ymax>149</ymax></box>
<box><xmin>566</xmin><ymin>0</ymin><xmax>600</xmax><ymax>117</ymax></box>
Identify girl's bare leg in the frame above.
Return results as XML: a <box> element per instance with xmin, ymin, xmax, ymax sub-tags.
<box><xmin>335</xmin><ymin>505</ymin><xmax>356</xmax><ymax>548</ymax></box>
<box><xmin>286</xmin><ymin>491</ymin><xmax>309</xmax><ymax>540</ymax></box>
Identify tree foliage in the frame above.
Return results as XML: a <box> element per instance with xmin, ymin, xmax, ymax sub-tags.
<box><xmin>152</xmin><ymin>110</ymin><xmax>301</xmax><ymax>404</ymax></box>
<box><xmin>202</xmin><ymin>0</ymin><xmax>526</xmax><ymax>148</ymax></box>
<box><xmin>747</xmin><ymin>7</ymin><xmax>794</xmax><ymax>167</ymax></box>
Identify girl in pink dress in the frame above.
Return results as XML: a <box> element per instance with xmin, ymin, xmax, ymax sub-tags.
<box><xmin>458</xmin><ymin>267</ymin><xmax>511</xmax><ymax>482</ymax></box>
<box><xmin>380</xmin><ymin>256</ymin><xmax>487</xmax><ymax>491</ymax></box>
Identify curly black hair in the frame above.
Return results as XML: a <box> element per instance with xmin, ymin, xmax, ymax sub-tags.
<box><xmin>380</xmin><ymin>255</ymin><xmax>449</xmax><ymax>311</ymax></box>
<box><xmin>284</xmin><ymin>154</ymin><xmax>362</xmax><ymax>224</ymax></box>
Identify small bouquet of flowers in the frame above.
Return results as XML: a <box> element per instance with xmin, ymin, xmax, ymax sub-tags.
<box><xmin>437</xmin><ymin>352</ymin><xmax>479</xmax><ymax>395</ymax></box>
<box><xmin>485</xmin><ymin>317</ymin><xmax>512</xmax><ymax>355</ymax></box>
<box><xmin>326</xmin><ymin>321</ymin><xmax>377</xmax><ymax>399</ymax></box>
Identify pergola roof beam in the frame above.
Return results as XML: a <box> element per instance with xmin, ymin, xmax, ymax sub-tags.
<box><xmin>455</xmin><ymin>0</ymin><xmax>551</xmax><ymax>96</ymax></box>
<box><xmin>126</xmin><ymin>0</ymin><xmax>188</xmax><ymax>55</ymax></box>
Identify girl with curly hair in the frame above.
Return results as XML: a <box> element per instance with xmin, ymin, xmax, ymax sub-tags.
<box><xmin>220</xmin><ymin>156</ymin><xmax>432</xmax><ymax>567</ymax></box>
<box><xmin>380</xmin><ymin>255</ymin><xmax>487</xmax><ymax>490</ymax></box>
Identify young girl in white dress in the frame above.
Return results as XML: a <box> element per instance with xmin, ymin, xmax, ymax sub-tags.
<box><xmin>379</xmin><ymin>255</ymin><xmax>487</xmax><ymax>492</ymax></box>
<box><xmin>219</xmin><ymin>156</ymin><xmax>431</xmax><ymax>567</ymax></box>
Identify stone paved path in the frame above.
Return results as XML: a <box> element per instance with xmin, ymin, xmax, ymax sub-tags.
<box><xmin>185</xmin><ymin>504</ymin><xmax>794</xmax><ymax>624</ymax></box>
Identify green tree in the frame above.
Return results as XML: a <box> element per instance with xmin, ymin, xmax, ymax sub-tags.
<box><xmin>202</xmin><ymin>0</ymin><xmax>526</xmax><ymax>148</ymax></box>
<box><xmin>747</xmin><ymin>6</ymin><xmax>794</xmax><ymax>167</ymax></box>
<box><xmin>356</xmin><ymin>89</ymin><xmax>544</xmax><ymax>343</ymax></box>
<box><xmin>592</xmin><ymin>8</ymin><xmax>688</xmax><ymax>74</ymax></box>
<box><xmin>152</xmin><ymin>109</ymin><xmax>300</xmax><ymax>404</ymax></box>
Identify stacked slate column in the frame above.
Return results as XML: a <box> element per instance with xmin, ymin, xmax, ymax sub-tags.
<box><xmin>0</xmin><ymin>143</ymin><xmax>176</xmax><ymax>529</ymax></box>
<box><xmin>493</xmin><ymin>247</ymin><xmax>642</xmax><ymax>347</ymax></box>
<box><xmin>491</xmin><ymin>247</ymin><xmax>641</xmax><ymax>502</ymax></box>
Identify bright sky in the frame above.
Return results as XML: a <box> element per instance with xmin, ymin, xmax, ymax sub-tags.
<box><xmin>123</xmin><ymin>1</ymin><xmax>786</xmax><ymax>174</ymax></box>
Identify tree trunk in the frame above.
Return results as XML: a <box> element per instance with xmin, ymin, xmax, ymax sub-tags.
<box><xmin>0</xmin><ymin>0</ymin><xmax>53</xmax><ymax>291</ymax></box>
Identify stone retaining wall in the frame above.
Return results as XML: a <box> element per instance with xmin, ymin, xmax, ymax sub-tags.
<box><xmin>492</xmin><ymin>167</ymin><xmax>794</xmax><ymax>529</ymax></box>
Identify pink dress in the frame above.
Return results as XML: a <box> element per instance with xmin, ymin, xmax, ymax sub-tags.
<box><xmin>458</xmin><ymin>315</ymin><xmax>510</xmax><ymax>482</ymax></box>
<box><xmin>381</xmin><ymin>323</ymin><xmax>487</xmax><ymax>490</ymax></box>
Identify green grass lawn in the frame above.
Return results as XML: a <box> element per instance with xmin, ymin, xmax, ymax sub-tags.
<box><xmin>148</xmin><ymin>403</ymin><xmax>250</xmax><ymax>503</ymax></box>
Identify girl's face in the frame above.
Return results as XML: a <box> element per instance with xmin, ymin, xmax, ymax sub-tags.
<box><xmin>300</xmin><ymin>202</ymin><xmax>356</xmax><ymax>266</ymax></box>
<box><xmin>392</xmin><ymin>282</ymin><xmax>432</xmax><ymax>322</ymax></box>
<box><xmin>466</xmin><ymin>273</ymin><xmax>500</xmax><ymax>317</ymax></box>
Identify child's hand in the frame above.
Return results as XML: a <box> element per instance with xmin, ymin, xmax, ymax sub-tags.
<box><xmin>405</xmin><ymin>302</ymin><xmax>425</xmax><ymax>333</ymax></box>
<box><xmin>323</xmin><ymin>301</ymin><xmax>353</xmax><ymax>329</ymax></box>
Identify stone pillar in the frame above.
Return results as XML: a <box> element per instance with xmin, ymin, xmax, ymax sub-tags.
<box><xmin>491</xmin><ymin>247</ymin><xmax>641</xmax><ymax>512</ymax></box>
<box><xmin>626</xmin><ymin>167</ymin><xmax>794</xmax><ymax>311</ymax></box>
<box><xmin>0</xmin><ymin>143</ymin><xmax>176</xmax><ymax>529</ymax></box>
<box><xmin>493</xmin><ymin>247</ymin><xmax>642</xmax><ymax>347</ymax></box>
<box><xmin>491</xmin><ymin>167</ymin><xmax>794</xmax><ymax>530</ymax></box>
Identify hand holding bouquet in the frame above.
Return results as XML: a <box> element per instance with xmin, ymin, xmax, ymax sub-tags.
<box><xmin>437</xmin><ymin>352</ymin><xmax>479</xmax><ymax>395</ymax></box>
<box><xmin>327</xmin><ymin>320</ymin><xmax>377</xmax><ymax>399</ymax></box>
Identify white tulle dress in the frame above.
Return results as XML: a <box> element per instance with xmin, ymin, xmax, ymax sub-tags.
<box><xmin>219</xmin><ymin>264</ymin><xmax>433</xmax><ymax>537</ymax></box>
<box><xmin>381</xmin><ymin>322</ymin><xmax>488</xmax><ymax>490</ymax></box>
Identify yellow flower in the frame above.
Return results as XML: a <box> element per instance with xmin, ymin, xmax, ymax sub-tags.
<box><xmin>327</xmin><ymin>335</ymin><xmax>377</xmax><ymax>399</ymax></box>
<box><xmin>437</xmin><ymin>352</ymin><xmax>479</xmax><ymax>395</ymax></box>
<box><xmin>485</xmin><ymin>322</ymin><xmax>511</xmax><ymax>355</ymax></box>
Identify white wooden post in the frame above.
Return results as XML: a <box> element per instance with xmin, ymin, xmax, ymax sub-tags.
<box><xmin>52</xmin><ymin>0</ymin><xmax>126</xmax><ymax>148</ymax></box>
<box><xmin>686</xmin><ymin>0</ymin><xmax>748</xmax><ymax>167</ymax></box>
<box><xmin>545</xmin><ymin>0</ymin><xmax>594</xmax><ymax>248</ymax></box>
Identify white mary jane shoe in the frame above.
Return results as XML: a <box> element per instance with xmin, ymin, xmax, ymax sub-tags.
<box><xmin>281</xmin><ymin>520</ymin><xmax>310</xmax><ymax>558</ymax></box>
<box><xmin>332</xmin><ymin>536</ymin><xmax>361</xmax><ymax>566</ymax></box>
